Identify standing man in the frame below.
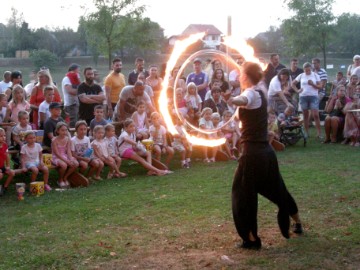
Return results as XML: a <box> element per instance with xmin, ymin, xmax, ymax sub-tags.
<box><xmin>104</xmin><ymin>58</ymin><xmax>126</xmax><ymax>118</ymax></box>
<box><xmin>264</xmin><ymin>54</ymin><xmax>286</xmax><ymax>88</ymax></box>
<box><xmin>289</xmin><ymin>58</ymin><xmax>304</xmax><ymax>101</ymax></box>
<box><xmin>62</xmin><ymin>63</ymin><xmax>81</xmax><ymax>128</ymax></box>
<box><xmin>114</xmin><ymin>81</ymin><xmax>155</xmax><ymax>123</ymax></box>
<box><xmin>78</xmin><ymin>67</ymin><xmax>106</xmax><ymax>125</ymax></box>
<box><xmin>312</xmin><ymin>58</ymin><xmax>328</xmax><ymax>102</ymax></box>
<box><xmin>186</xmin><ymin>58</ymin><xmax>209</xmax><ymax>102</ymax></box>
<box><xmin>128</xmin><ymin>57</ymin><xmax>149</xmax><ymax>85</ymax></box>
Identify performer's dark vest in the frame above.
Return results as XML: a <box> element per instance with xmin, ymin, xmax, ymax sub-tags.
<box><xmin>238</xmin><ymin>89</ymin><xmax>268</xmax><ymax>143</ymax></box>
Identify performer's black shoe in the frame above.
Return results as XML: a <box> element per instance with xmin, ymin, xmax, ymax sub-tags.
<box><xmin>292</xmin><ymin>223</ymin><xmax>303</xmax><ymax>234</ymax></box>
<box><xmin>236</xmin><ymin>237</ymin><xmax>262</xmax><ymax>250</ymax></box>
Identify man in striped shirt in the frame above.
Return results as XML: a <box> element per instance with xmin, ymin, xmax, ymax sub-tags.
<box><xmin>312</xmin><ymin>58</ymin><xmax>328</xmax><ymax>102</ymax></box>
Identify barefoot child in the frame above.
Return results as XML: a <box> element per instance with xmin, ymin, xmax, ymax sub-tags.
<box><xmin>104</xmin><ymin>123</ymin><xmax>126</xmax><ymax>179</ymax></box>
<box><xmin>118</xmin><ymin>119</ymin><xmax>172</xmax><ymax>176</ymax></box>
<box><xmin>0</xmin><ymin>128</ymin><xmax>15</xmax><ymax>195</ymax></box>
<box><xmin>52</xmin><ymin>122</ymin><xmax>79</xmax><ymax>188</ymax></box>
<box><xmin>21</xmin><ymin>131</ymin><xmax>51</xmax><ymax>191</ymax></box>
<box><xmin>71</xmin><ymin>120</ymin><xmax>103</xmax><ymax>180</ymax></box>
<box><xmin>199</xmin><ymin>107</ymin><xmax>218</xmax><ymax>162</ymax></box>
<box><xmin>172</xmin><ymin>116</ymin><xmax>192</xmax><ymax>168</ymax></box>
<box><xmin>149</xmin><ymin>112</ymin><xmax>174</xmax><ymax>168</ymax></box>
<box><xmin>91</xmin><ymin>125</ymin><xmax>125</xmax><ymax>179</ymax></box>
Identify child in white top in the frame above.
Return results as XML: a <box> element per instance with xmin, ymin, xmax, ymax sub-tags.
<box><xmin>52</xmin><ymin>122</ymin><xmax>79</xmax><ymax>188</ymax></box>
<box><xmin>118</xmin><ymin>118</ymin><xmax>171</xmax><ymax>176</ymax></box>
<box><xmin>21</xmin><ymin>131</ymin><xmax>51</xmax><ymax>191</ymax></box>
<box><xmin>71</xmin><ymin>120</ymin><xmax>103</xmax><ymax>181</ymax></box>
<box><xmin>149</xmin><ymin>112</ymin><xmax>174</xmax><ymax>168</ymax></box>
<box><xmin>131</xmin><ymin>100</ymin><xmax>150</xmax><ymax>141</ymax></box>
<box><xmin>91</xmin><ymin>125</ymin><xmax>126</xmax><ymax>179</ymax></box>
<box><xmin>171</xmin><ymin>116</ymin><xmax>192</xmax><ymax>168</ymax></box>
<box><xmin>12</xmin><ymin>110</ymin><xmax>32</xmax><ymax>149</ymax></box>
<box><xmin>104</xmin><ymin>123</ymin><xmax>126</xmax><ymax>179</ymax></box>
<box><xmin>199</xmin><ymin>107</ymin><xmax>218</xmax><ymax>162</ymax></box>
<box><xmin>185</xmin><ymin>82</ymin><xmax>202</xmax><ymax>125</ymax></box>
<box><xmin>38</xmin><ymin>86</ymin><xmax>54</xmax><ymax>129</ymax></box>
<box><xmin>9</xmin><ymin>84</ymin><xmax>31</xmax><ymax>124</ymax></box>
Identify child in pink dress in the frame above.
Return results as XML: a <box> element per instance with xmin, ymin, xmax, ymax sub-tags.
<box><xmin>52</xmin><ymin>122</ymin><xmax>79</xmax><ymax>188</ymax></box>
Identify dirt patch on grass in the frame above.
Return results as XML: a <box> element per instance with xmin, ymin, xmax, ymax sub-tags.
<box><xmin>92</xmin><ymin>222</ymin><xmax>288</xmax><ymax>269</ymax></box>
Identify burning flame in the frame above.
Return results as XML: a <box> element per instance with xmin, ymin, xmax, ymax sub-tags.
<box><xmin>159</xmin><ymin>33</ymin><xmax>265</xmax><ymax>147</ymax></box>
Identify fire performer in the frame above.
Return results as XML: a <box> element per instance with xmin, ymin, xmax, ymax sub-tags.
<box><xmin>230</xmin><ymin>62</ymin><xmax>303</xmax><ymax>250</ymax></box>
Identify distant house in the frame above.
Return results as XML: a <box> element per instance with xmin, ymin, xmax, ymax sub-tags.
<box><xmin>169</xmin><ymin>24</ymin><xmax>223</xmax><ymax>50</ymax></box>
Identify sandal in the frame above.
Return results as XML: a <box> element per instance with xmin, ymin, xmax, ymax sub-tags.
<box><xmin>322</xmin><ymin>139</ymin><xmax>331</xmax><ymax>144</ymax></box>
<box><xmin>114</xmin><ymin>172</ymin><xmax>127</xmax><ymax>178</ymax></box>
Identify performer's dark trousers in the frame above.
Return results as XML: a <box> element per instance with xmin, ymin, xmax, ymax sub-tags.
<box><xmin>232</xmin><ymin>142</ymin><xmax>299</xmax><ymax>241</ymax></box>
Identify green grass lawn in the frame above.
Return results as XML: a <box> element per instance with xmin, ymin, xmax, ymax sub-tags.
<box><xmin>1</xmin><ymin>132</ymin><xmax>359</xmax><ymax>269</ymax></box>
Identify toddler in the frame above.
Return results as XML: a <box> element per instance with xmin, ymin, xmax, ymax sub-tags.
<box><xmin>21</xmin><ymin>131</ymin><xmax>51</xmax><ymax>191</ymax></box>
<box><xmin>71</xmin><ymin>120</ymin><xmax>103</xmax><ymax>181</ymax></box>
<box><xmin>149</xmin><ymin>112</ymin><xmax>174</xmax><ymax>168</ymax></box>
<box><xmin>91</xmin><ymin>125</ymin><xmax>126</xmax><ymax>179</ymax></box>
<box><xmin>219</xmin><ymin>110</ymin><xmax>241</xmax><ymax>156</ymax></box>
<box><xmin>277</xmin><ymin>106</ymin><xmax>302</xmax><ymax>128</ymax></box>
<box><xmin>118</xmin><ymin>118</ymin><xmax>171</xmax><ymax>176</ymax></box>
<box><xmin>0</xmin><ymin>128</ymin><xmax>15</xmax><ymax>195</ymax></box>
<box><xmin>52</xmin><ymin>122</ymin><xmax>79</xmax><ymax>188</ymax></box>
<box><xmin>104</xmin><ymin>123</ymin><xmax>126</xmax><ymax>178</ymax></box>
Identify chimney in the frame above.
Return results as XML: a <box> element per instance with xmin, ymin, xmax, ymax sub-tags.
<box><xmin>227</xmin><ymin>16</ymin><xmax>232</xmax><ymax>36</ymax></box>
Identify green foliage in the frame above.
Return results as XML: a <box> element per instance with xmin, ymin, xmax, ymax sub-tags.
<box><xmin>29</xmin><ymin>49</ymin><xmax>58</xmax><ymax>70</ymax></box>
<box><xmin>332</xmin><ymin>13</ymin><xmax>360</xmax><ymax>55</ymax></box>
<box><xmin>282</xmin><ymin>0</ymin><xmax>336</xmax><ymax>65</ymax></box>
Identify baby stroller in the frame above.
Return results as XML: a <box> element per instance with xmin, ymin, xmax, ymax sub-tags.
<box><xmin>278</xmin><ymin>112</ymin><xmax>307</xmax><ymax>147</ymax></box>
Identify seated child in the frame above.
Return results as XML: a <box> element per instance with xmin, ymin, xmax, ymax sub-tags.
<box><xmin>131</xmin><ymin>101</ymin><xmax>150</xmax><ymax>141</ymax></box>
<box><xmin>43</xmin><ymin>102</ymin><xmax>65</xmax><ymax>150</ymax></box>
<box><xmin>0</xmin><ymin>128</ymin><xmax>15</xmax><ymax>195</ymax></box>
<box><xmin>277</xmin><ymin>106</ymin><xmax>302</xmax><ymax>128</ymax></box>
<box><xmin>38</xmin><ymin>85</ymin><xmax>54</xmax><ymax>129</ymax></box>
<box><xmin>171</xmin><ymin>116</ymin><xmax>192</xmax><ymax>168</ymax></box>
<box><xmin>219</xmin><ymin>110</ymin><xmax>240</xmax><ymax>157</ymax></box>
<box><xmin>118</xmin><ymin>118</ymin><xmax>172</xmax><ymax>176</ymax></box>
<box><xmin>71</xmin><ymin>120</ymin><xmax>103</xmax><ymax>181</ymax></box>
<box><xmin>20</xmin><ymin>131</ymin><xmax>51</xmax><ymax>191</ymax></box>
<box><xmin>52</xmin><ymin>122</ymin><xmax>79</xmax><ymax>188</ymax></box>
<box><xmin>213</xmin><ymin>112</ymin><xmax>236</xmax><ymax>160</ymax></box>
<box><xmin>89</xmin><ymin>105</ymin><xmax>108</xmax><ymax>138</ymax></box>
<box><xmin>104</xmin><ymin>123</ymin><xmax>126</xmax><ymax>178</ymax></box>
<box><xmin>91</xmin><ymin>125</ymin><xmax>126</xmax><ymax>179</ymax></box>
<box><xmin>185</xmin><ymin>82</ymin><xmax>202</xmax><ymax>126</ymax></box>
<box><xmin>8</xmin><ymin>84</ymin><xmax>31</xmax><ymax>124</ymax></box>
<box><xmin>199</xmin><ymin>107</ymin><xmax>218</xmax><ymax>162</ymax></box>
<box><xmin>12</xmin><ymin>110</ymin><xmax>32</xmax><ymax>149</ymax></box>
<box><xmin>173</xmin><ymin>88</ymin><xmax>190</xmax><ymax>120</ymax></box>
<box><xmin>149</xmin><ymin>112</ymin><xmax>174</xmax><ymax>168</ymax></box>
<box><xmin>0</xmin><ymin>93</ymin><xmax>16</xmax><ymax>145</ymax></box>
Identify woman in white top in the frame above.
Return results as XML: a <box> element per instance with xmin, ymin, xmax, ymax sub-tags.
<box><xmin>268</xmin><ymin>68</ymin><xmax>297</xmax><ymax>114</ymax></box>
<box><xmin>346</xmin><ymin>55</ymin><xmax>360</xmax><ymax>80</ymax></box>
<box><xmin>291</xmin><ymin>62</ymin><xmax>322</xmax><ymax>138</ymax></box>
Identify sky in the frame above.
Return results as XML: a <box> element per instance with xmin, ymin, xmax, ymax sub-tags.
<box><xmin>1</xmin><ymin>0</ymin><xmax>360</xmax><ymax>38</ymax></box>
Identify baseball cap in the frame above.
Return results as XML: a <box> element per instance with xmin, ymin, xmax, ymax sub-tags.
<box><xmin>68</xmin><ymin>63</ymin><xmax>80</xmax><ymax>72</ymax></box>
<box><xmin>49</xmin><ymin>102</ymin><xmax>63</xmax><ymax>109</ymax></box>
<box><xmin>193</xmin><ymin>58</ymin><xmax>202</xmax><ymax>64</ymax></box>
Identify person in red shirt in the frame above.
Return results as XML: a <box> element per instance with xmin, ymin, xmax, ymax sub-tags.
<box><xmin>0</xmin><ymin>128</ymin><xmax>15</xmax><ymax>195</ymax></box>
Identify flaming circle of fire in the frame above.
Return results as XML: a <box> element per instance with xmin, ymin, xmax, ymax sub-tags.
<box><xmin>173</xmin><ymin>49</ymin><xmax>239</xmax><ymax>135</ymax></box>
<box><xmin>159</xmin><ymin>33</ymin><xmax>266</xmax><ymax>147</ymax></box>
